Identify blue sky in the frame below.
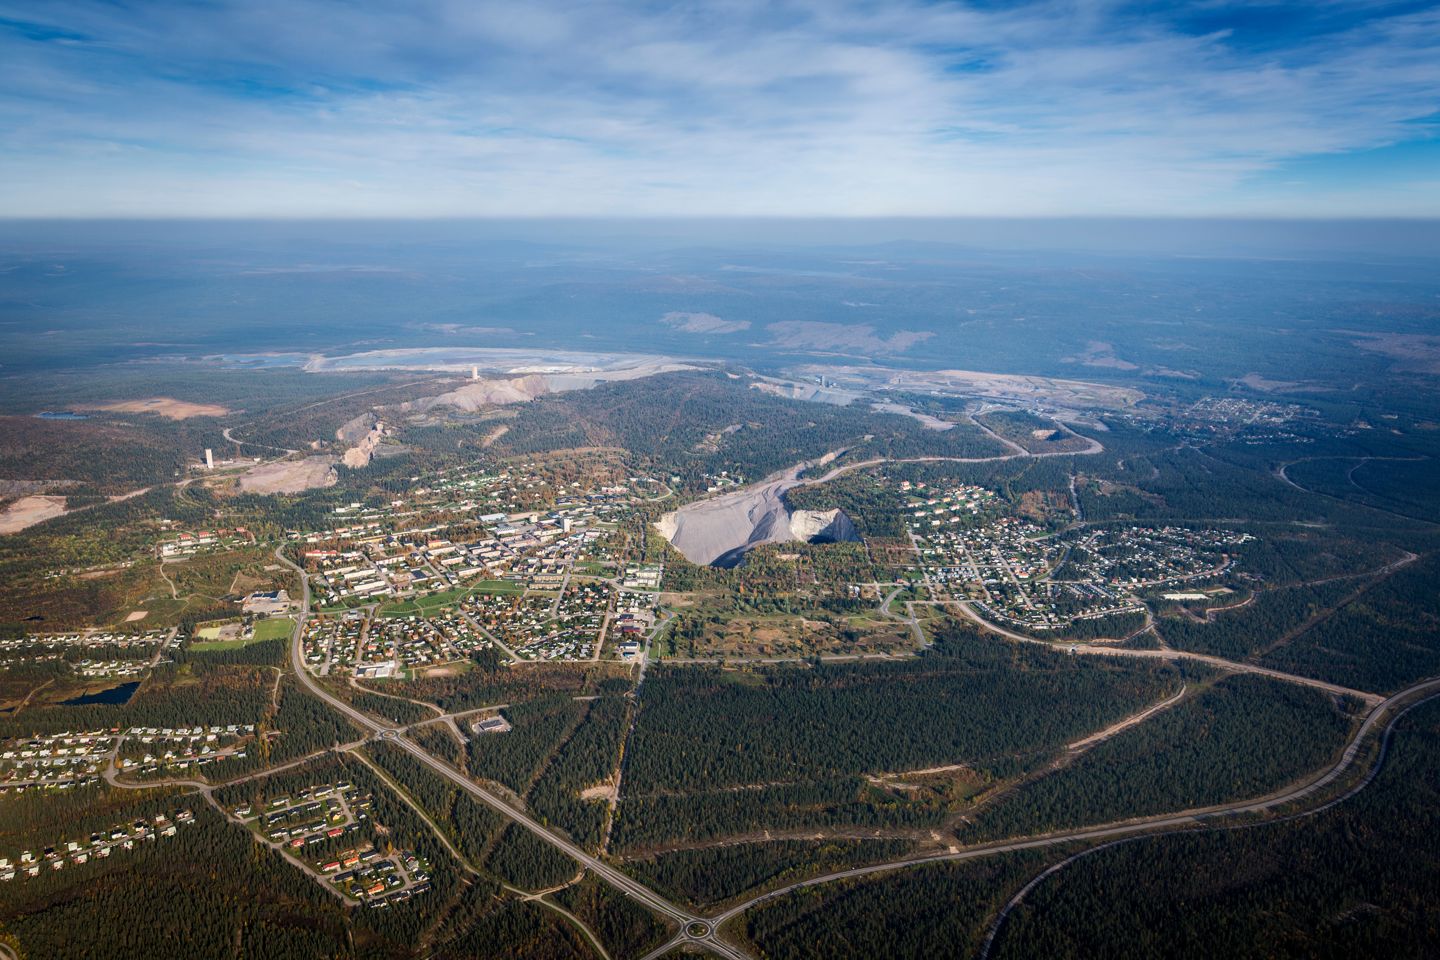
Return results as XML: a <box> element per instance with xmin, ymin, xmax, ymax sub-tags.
<box><xmin>0</xmin><ymin>0</ymin><xmax>1437</xmax><ymax>217</ymax></box>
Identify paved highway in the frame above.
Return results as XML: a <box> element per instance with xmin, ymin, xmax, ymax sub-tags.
<box><xmin>273</xmin><ymin>543</ymin><xmax>1434</xmax><ymax>960</ymax></box>
<box><xmin>977</xmin><ymin>682</ymin><xmax>1440</xmax><ymax>959</ymax></box>
<box><xmin>273</xmin><ymin>546</ymin><xmax>758</xmax><ymax>960</ymax></box>
<box><xmin>951</xmin><ymin>600</ymin><xmax>1385</xmax><ymax>705</ymax></box>
<box><xmin>709</xmin><ymin>674</ymin><xmax>1440</xmax><ymax>928</ymax></box>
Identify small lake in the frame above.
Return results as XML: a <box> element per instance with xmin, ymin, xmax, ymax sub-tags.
<box><xmin>60</xmin><ymin>681</ymin><xmax>140</xmax><ymax>706</ymax></box>
<box><xmin>34</xmin><ymin>411</ymin><xmax>90</xmax><ymax>421</ymax></box>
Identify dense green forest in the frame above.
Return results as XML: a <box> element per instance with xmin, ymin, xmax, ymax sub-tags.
<box><xmin>219</xmin><ymin>675</ymin><xmax>364</xmax><ymax>778</ymax></box>
<box><xmin>1283</xmin><ymin>455</ymin><xmax>1440</xmax><ymax>524</ymax></box>
<box><xmin>624</xmin><ymin>631</ymin><xmax>1180</xmax><ymax>795</ymax></box>
<box><xmin>613</xmin><ymin>776</ymin><xmax>941</xmax><ymax>851</ymax></box>
<box><xmin>552</xmin><ymin>874</ymin><xmax>673</xmax><ymax>958</ymax></box>
<box><xmin>1258</xmin><ymin>554</ymin><xmax>1440</xmax><ymax>693</ymax></box>
<box><xmin>612</xmin><ymin>625</ymin><xmax>1194</xmax><ymax>849</ymax></box>
<box><xmin>526</xmin><ymin>695</ymin><xmax>628</xmax><ymax>850</ymax></box>
<box><xmin>624</xmin><ymin>838</ymin><xmax>914</xmax><ymax>908</ymax></box>
<box><xmin>360</xmin><ymin>740</ymin><xmax>507</xmax><ymax>866</ymax></box>
<box><xmin>1155</xmin><ymin>579</ymin><xmax>1358</xmax><ymax>659</ymax></box>
<box><xmin>468</xmin><ymin>697</ymin><xmax>589</xmax><ymax>794</ymax></box>
<box><xmin>400</xmin><ymin>663</ymin><xmax>626</xmax><ymax>714</ymax></box>
<box><xmin>427</xmin><ymin>882</ymin><xmax>597</xmax><ymax>960</ymax></box>
<box><xmin>739</xmin><ymin>848</ymin><xmax>1057</xmax><ymax>960</ymax></box>
<box><xmin>484</xmin><ymin>822</ymin><xmax>579</xmax><ymax>890</ymax></box>
<box><xmin>329</xmin><ymin>679</ymin><xmax>437</xmax><ymax>726</ymax></box>
<box><xmin>957</xmin><ymin>675</ymin><xmax>1355</xmax><ymax>842</ymax></box>
<box><xmin>410</xmin><ymin>720</ymin><xmax>467</xmax><ymax>767</ymax></box>
<box><xmin>992</xmin><ymin>698</ymin><xmax>1440</xmax><ymax>959</ymax></box>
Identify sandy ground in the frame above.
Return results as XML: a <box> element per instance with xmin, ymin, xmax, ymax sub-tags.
<box><xmin>407</xmin><ymin>361</ymin><xmax>699</xmax><ymax>415</ymax></box>
<box><xmin>335</xmin><ymin>412</ymin><xmax>377</xmax><ymax>444</ymax></box>
<box><xmin>579</xmin><ymin>783</ymin><xmax>617</xmax><ymax>802</ymax></box>
<box><xmin>238</xmin><ymin>457</ymin><xmax>338</xmax><ymax>494</ymax></box>
<box><xmin>1239</xmin><ymin>372</ymin><xmax>1305</xmax><ymax>392</ymax></box>
<box><xmin>871</xmin><ymin>401</ymin><xmax>954</xmax><ymax>430</ymax></box>
<box><xmin>1063</xmin><ymin>340</ymin><xmax>1139</xmax><ymax>371</ymax></box>
<box><xmin>752</xmin><ymin>380</ymin><xmax>860</xmax><ymax>406</ymax></box>
<box><xmin>124</xmin><ymin>610</ymin><xmax>149</xmax><ymax>622</ymax></box>
<box><xmin>0</xmin><ymin>495</ymin><xmax>69</xmax><ymax>534</ymax></box>
<box><xmin>410</xmin><ymin>375</ymin><xmax>552</xmax><ymax>412</ymax></box>
<box><xmin>83</xmin><ymin>397</ymin><xmax>232</xmax><ymax>419</ymax></box>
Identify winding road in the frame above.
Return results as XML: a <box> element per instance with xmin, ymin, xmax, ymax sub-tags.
<box><xmin>93</xmin><ymin>540</ymin><xmax>1431</xmax><ymax>960</ymax></box>
<box><xmin>949</xmin><ymin>600</ymin><xmax>1385</xmax><ymax>705</ymax></box>
<box><xmin>978</xmin><ymin>682</ymin><xmax>1440</xmax><ymax>959</ymax></box>
<box><xmin>702</xmin><ymin>674</ymin><xmax>1440</xmax><ymax>936</ymax></box>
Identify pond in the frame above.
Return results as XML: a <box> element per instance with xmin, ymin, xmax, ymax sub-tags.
<box><xmin>60</xmin><ymin>681</ymin><xmax>140</xmax><ymax>706</ymax></box>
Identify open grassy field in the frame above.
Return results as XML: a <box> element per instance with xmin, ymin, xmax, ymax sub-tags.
<box><xmin>378</xmin><ymin>580</ymin><xmax>527</xmax><ymax>617</ymax></box>
<box><xmin>191</xmin><ymin>616</ymin><xmax>294</xmax><ymax>651</ymax></box>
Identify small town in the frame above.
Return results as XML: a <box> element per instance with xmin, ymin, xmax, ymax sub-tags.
<box><xmin>0</xmin><ymin>809</ymin><xmax>196</xmax><ymax>881</ymax></box>
<box><xmin>236</xmin><ymin>780</ymin><xmax>433</xmax><ymax>906</ymax></box>
<box><xmin>115</xmin><ymin>723</ymin><xmax>257</xmax><ymax>778</ymax></box>
<box><xmin>908</xmin><ymin>482</ymin><xmax>1253</xmax><ymax>633</ymax></box>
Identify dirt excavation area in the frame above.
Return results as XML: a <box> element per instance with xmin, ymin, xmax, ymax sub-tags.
<box><xmin>0</xmin><ymin>495</ymin><xmax>68</xmax><ymax>534</ymax></box>
<box><xmin>238</xmin><ymin>457</ymin><xmax>338</xmax><ymax>494</ymax></box>
<box><xmin>81</xmin><ymin>397</ymin><xmax>233</xmax><ymax>419</ymax></box>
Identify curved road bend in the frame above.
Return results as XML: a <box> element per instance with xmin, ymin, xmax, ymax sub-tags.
<box><xmin>800</xmin><ymin>435</ymin><xmax>1105</xmax><ymax>489</ymax></box>
<box><xmin>272</xmin><ymin>547</ymin><xmax>756</xmax><ymax>960</ymax></box>
<box><xmin>950</xmin><ymin>600</ymin><xmax>1385</xmax><ymax>706</ymax></box>
<box><xmin>710</xmin><ymin>675</ymin><xmax>1440</xmax><ymax>931</ymax></box>
<box><xmin>978</xmin><ymin>684</ymin><xmax>1440</xmax><ymax>960</ymax></box>
<box><xmin>663</xmin><ymin>428</ymin><xmax>1107</xmax><ymax>545</ymax></box>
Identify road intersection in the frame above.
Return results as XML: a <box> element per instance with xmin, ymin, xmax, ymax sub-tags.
<box><xmin>272</xmin><ymin>543</ymin><xmax>1438</xmax><ymax>960</ymax></box>
<box><xmin>86</xmin><ymin>540</ymin><xmax>1436</xmax><ymax>959</ymax></box>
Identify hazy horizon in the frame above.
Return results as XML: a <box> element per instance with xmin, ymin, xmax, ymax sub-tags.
<box><xmin>3</xmin><ymin>216</ymin><xmax>1439</xmax><ymax>259</ymax></box>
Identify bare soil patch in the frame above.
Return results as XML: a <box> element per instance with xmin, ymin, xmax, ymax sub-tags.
<box><xmin>84</xmin><ymin>397</ymin><xmax>232</xmax><ymax>419</ymax></box>
<box><xmin>238</xmin><ymin>457</ymin><xmax>338</xmax><ymax>494</ymax></box>
<box><xmin>0</xmin><ymin>495</ymin><xmax>68</xmax><ymax>534</ymax></box>
<box><xmin>1063</xmin><ymin>340</ymin><xmax>1138</xmax><ymax>371</ymax></box>
<box><xmin>1239</xmin><ymin>372</ymin><xmax>1303</xmax><ymax>392</ymax></box>
<box><xmin>580</xmin><ymin>782</ymin><xmax>617</xmax><ymax>802</ymax></box>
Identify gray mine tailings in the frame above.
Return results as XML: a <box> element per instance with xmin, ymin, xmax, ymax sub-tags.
<box><xmin>656</xmin><ymin>456</ymin><xmax>858</xmax><ymax>567</ymax></box>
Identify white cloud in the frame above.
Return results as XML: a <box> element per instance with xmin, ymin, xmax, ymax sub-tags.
<box><xmin>0</xmin><ymin>0</ymin><xmax>1436</xmax><ymax>216</ymax></box>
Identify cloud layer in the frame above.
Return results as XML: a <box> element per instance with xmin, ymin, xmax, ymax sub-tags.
<box><xmin>1</xmin><ymin>0</ymin><xmax>1437</xmax><ymax>217</ymax></box>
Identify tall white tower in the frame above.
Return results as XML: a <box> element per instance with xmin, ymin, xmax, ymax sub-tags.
<box><xmin>471</xmin><ymin>365</ymin><xmax>479</xmax><ymax>380</ymax></box>
<box><xmin>204</xmin><ymin>448</ymin><xmax>214</xmax><ymax>470</ymax></box>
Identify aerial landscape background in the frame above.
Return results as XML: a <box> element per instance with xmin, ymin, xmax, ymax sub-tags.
<box><xmin>1</xmin><ymin>1</ymin><xmax>1439</xmax><ymax>959</ymax></box>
